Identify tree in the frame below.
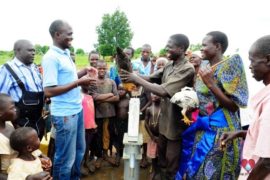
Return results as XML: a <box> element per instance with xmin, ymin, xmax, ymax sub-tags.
<box><xmin>159</xmin><ymin>48</ymin><xmax>167</xmax><ymax>57</ymax></box>
<box><xmin>189</xmin><ymin>43</ymin><xmax>202</xmax><ymax>52</ymax></box>
<box><xmin>133</xmin><ymin>47</ymin><xmax>141</xmax><ymax>59</ymax></box>
<box><xmin>96</xmin><ymin>9</ymin><xmax>133</xmax><ymax>56</ymax></box>
<box><xmin>34</xmin><ymin>44</ymin><xmax>49</xmax><ymax>55</ymax></box>
<box><xmin>41</xmin><ymin>45</ymin><xmax>49</xmax><ymax>54</ymax></box>
<box><xmin>35</xmin><ymin>44</ymin><xmax>43</xmax><ymax>55</ymax></box>
<box><xmin>69</xmin><ymin>46</ymin><xmax>75</xmax><ymax>53</ymax></box>
<box><xmin>75</xmin><ymin>48</ymin><xmax>85</xmax><ymax>55</ymax></box>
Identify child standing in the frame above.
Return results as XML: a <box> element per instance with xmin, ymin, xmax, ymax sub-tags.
<box><xmin>115</xmin><ymin>84</ymin><xmax>130</xmax><ymax>166</ymax></box>
<box><xmin>8</xmin><ymin>127</ymin><xmax>51</xmax><ymax>180</ymax></box>
<box><xmin>145</xmin><ymin>93</ymin><xmax>161</xmax><ymax>180</ymax></box>
<box><xmin>81</xmin><ymin>86</ymin><xmax>96</xmax><ymax>174</ymax></box>
<box><xmin>90</xmin><ymin>60</ymin><xmax>119</xmax><ymax>168</ymax></box>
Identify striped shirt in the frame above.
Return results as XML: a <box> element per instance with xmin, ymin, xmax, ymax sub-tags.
<box><xmin>0</xmin><ymin>58</ymin><xmax>43</xmax><ymax>102</ymax></box>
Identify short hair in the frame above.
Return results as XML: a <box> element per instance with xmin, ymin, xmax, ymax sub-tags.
<box><xmin>88</xmin><ymin>50</ymin><xmax>99</xmax><ymax>58</ymax></box>
<box><xmin>96</xmin><ymin>59</ymin><xmax>107</xmax><ymax>66</ymax></box>
<box><xmin>207</xmin><ymin>31</ymin><xmax>228</xmax><ymax>53</ymax></box>
<box><xmin>0</xmin><ymin>93</ymin><xmax>12</xmax><ymax>110</ymax></box>
<box><xmin>156</xmin><ymin>57</ymin><xmax>168</xmax><ymax>65</ymax></box>
<box><xmin>49</xmin><ymin>20</ymin><xmax>65</xmax><ymax>37</ymax></box>
<box><xmin>10</xmin><ymin>127</ymin><xmax>35</xmax><ymax>152</ymax></box>
<box><xmin>253</xmin><ymin>35</ymin><xmax>270</xmax><ymax>57</ymax></box>
<box><xmin>142</xmin><ymin>44</ymin><xmax>151</xmax><ymax>50</ymax></box>
<box><xmin>13</xmin><ymin>39</ymin><xmax>31</xmax><ymax>52</ymax></box>
<box><xmin>125</xmin><ymin>47</ymin><xmax>135</xmax><ymax>57</ymax></box>
<box><xmin>170</xmin><ymin>34</ymin><xmax>190</xmax><ymax>51</ymax></box>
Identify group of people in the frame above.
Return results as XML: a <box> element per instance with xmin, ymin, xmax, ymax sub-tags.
<box><xmin>0</xmin><ymin>18</ymin><xmax>270</xmax><ymax>180</ymax></box>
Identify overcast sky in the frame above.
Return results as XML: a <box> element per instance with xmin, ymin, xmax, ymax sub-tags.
<box><xmin>1</xmin><ymin>0</ymin><xmax>269</xmax><ymax>55</ymax></box>
<box><xmin>0</xmin><ymin>0</ymin><xmax>268</xmax><ymax>121</ymax></box>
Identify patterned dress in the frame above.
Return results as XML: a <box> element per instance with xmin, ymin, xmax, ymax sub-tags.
<box><xmin>188</xmin><ymin>54</ymin><xmax>248</xmax><ymax>180</ymax></box>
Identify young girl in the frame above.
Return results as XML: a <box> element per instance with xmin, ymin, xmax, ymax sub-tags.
<box><xmin>0</xmin><ymin>93</ymin><xmax>17</xmax><ymax>179</ymax></box>
<box><xmin>81</xmin><ymin>86</ymin><xmax>96</xmax><ymax>174</ymax></box>
<box><xmin>8</xmin><ymin>127</ymin><xmax>52</xmax><ymax>180</ymax></box>
<box><xmin>220</xmin><ymin>35</ymin><xmax>270</xmax><ymax>180</ymax></box>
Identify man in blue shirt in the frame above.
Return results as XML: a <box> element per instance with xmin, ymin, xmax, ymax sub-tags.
<box><xmin>132</xmin><ymin>44</ymin><xmax>152</xmax><ymax>75</ymax></box>
<box><xmin>42</xmin><ymin>19</ymin><xmax>96</xmax><ymax>180</ymax></box>
<box><xmin>0</xmin><ymin>39</ymin><xmax>45</xmax><ymax>139</ymax></box>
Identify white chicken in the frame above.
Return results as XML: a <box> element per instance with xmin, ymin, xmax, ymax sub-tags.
<box><xmin>170</xmin><ymin>87</ymin><xmax>199</xmax><ymax>125</ymax></box>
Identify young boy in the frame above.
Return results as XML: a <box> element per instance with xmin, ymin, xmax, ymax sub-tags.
<box><xmin>0</xmin><ymin>94</ymin><xmax>17</xmax><ymax>179</ymax></box>
<box><xmin>145</xmin><ymin>93</ymin><xmax>161</xmax><ymax>179</ymax></box>
<box><xmin>220</xmin><ymin>35</ymin><xmax>270</xmax><ymax>180</ymax></box>
<box><xmin>115</xmin><ymin>84</ymin><xmax>130</xmax><ymax>165</ymax></box>
<box><xmin>90</xmin><ymin>60</ymin><xmax>119</xmax><ymax>168</ymax></box>
<box><xmin>8</xmin><ymin>127</ymin><xmax>52</xmax><ymax>180</ymax></box>
<box><xmin>0</xmin><ymin>94</ymin><xmax>51</xmax><ymax>180</ymax></box>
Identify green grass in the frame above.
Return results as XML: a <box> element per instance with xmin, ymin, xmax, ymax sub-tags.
<box><xmin>0</xmin><ymin>54</ymin><xmax>114</xmax><ymax>70</ymax></box>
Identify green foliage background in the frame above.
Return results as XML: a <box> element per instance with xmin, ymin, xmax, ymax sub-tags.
<box><xmin>0</xmin><ymin>52</ymin><xmax>89</xmax><ymax>69</ymax></box>
<box><xmin>96</xmin><ymin>9</ymin><xmax>133</xmax><ymax>56</ymax></box>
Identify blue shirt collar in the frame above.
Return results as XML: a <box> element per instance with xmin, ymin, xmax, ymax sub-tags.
<box><xmin>50</xmin><ymin>45</ymin><xmax>70</xmax><ymax>56</ymax></box>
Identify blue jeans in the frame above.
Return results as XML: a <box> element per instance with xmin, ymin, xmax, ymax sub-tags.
<box><xmin>52</xmin><ymin>110</ymin><xmax>85</xmax><ymax>180</ymax></box>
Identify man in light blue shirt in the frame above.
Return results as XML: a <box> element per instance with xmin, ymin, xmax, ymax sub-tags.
<box><xmin>132</xmin><ymin>44</ymin><xmax>152</xmax><ymax>75</ymax></box>
<box><xmin>0</xmin><ymin>40</ymin><xmax>45</xmax><ymax>139</ymax></box>
<box><xmin>42</xmin><ymin>19</ymin><xmax>96</xmax><ymax>180</ymax></box>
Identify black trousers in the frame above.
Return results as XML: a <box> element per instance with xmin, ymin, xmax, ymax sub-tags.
<box><xmin>157</xmin><ymin>134</ymin><xmax>182</xmax><ymax>180</ymax></box>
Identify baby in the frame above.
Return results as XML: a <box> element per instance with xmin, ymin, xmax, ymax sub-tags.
<box><xmin>8</xmin><ymin>127</ymin><xmax>52</xmax><ymax>180</ymax></box>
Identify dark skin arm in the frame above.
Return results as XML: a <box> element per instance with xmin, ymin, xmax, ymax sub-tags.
<box><xmin>140</xmin><ymin>91</ymin><xmax>152</xmax><ymax>112</ymax></box>
<box><xmin>139</xmin><ymin>75</ymin><xmax>151</xmax><ymax>82</ymax></box>
<box><xmin>104</xmin><ymin>95</ymin><xmax>119</xmax><ymax>103</ymax></box>
<box><xmin>26</xmin><ymin>172</ymin><xmax>52</xmax><ymax>180</ymax></box>
<box><xmin>220</xmin><ymin>130</ymin><xmax>247</xmax><ymax>149</ymax></box>
<box><xmin>44</xmin><ymin>76</ymin><xmax>96</xmax><ymax>98</ymax></box>
<box><xmin>39</xmin><ymin>154</ymin><xmax>52</xmax><ymax>172</ymax></box>
<box><xmin>248</xmin><ymin>158</ymin><xmax>270</xmax><ymax>180</ymax></box>
<box><xmin>78</xmin><ymin>67</ymin><xmax>98</xmax><ymax>78</ymax></box>
<box><xmin>93</xmin><ymin>93</ymin><xmax>114</xmax><ymax>102</ymax></box>
<box><xmin>44</xmin><ymin>66</ymin><xmax>97</xmax><ymax>98</ymax></box>
<box><xmin>77</xmin><ymin>68</ymin><xmax>87</xmax><ymax>78</ymax></box>
<box><xmin>120</xmin><ymin>70</ymin><xmax>168</xmax><ymax>97</ymax></box>
<box><xmin>94</xmin><ymin>93</ymin><xmax>119</xmax><ymax>103</ymax></box>
<box><xmin>198</xmin><ymin>67</ymin><xmax>238</xmax><ymax>112</ymax></box>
